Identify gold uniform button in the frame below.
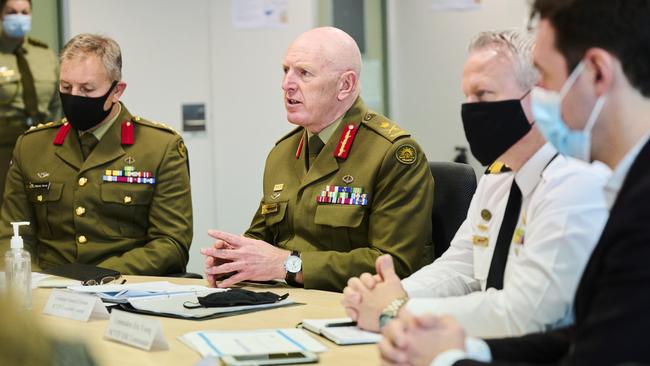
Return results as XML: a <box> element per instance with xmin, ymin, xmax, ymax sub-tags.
<box><xmin>36</xmin><ymin>194</ymin><xmax>43</xmax><ymax>202</ymax></box>
<box><xmin>77</xmin><ymin>235</ymin><xmax>87</xmax><ymax>244</ymax></box>
<box><xmin>78</xmin><ymin>177</ymin><xmax>88</xmax><ymax>187</ymax></box>
<box><xmin>75</xmin><ymin>206</ymin><xmax>86</xmax><ymax>216</ymax></box>
<box><xmin>124</xmin><ymin>195</ymin><xmax>132</xmax><ymax>204</ymax></box>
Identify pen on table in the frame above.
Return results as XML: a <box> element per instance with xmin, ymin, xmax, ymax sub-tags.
<box><xmin>325</xmin><ymin>321</ymin><xmax>357</xmax><ymax>327</ymax></box>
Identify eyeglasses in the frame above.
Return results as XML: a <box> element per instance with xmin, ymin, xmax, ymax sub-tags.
<box><xmin>82</xmin><ymin>276</ymin><xmax>126</xmax><ymax>286</ymax></box>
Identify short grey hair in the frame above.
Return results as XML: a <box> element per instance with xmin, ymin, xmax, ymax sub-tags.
<box><xmin>468</xmin><ymin>30</ymin><xmax>538</xmax><ymax>91</ymax></box>
<box><xmin>60</xmin><ymin>34</ymin><xmax>122</xmax><ymax>81</ymax></box>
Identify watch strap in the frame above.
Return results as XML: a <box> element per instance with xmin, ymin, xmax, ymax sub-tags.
<box><xmin>379</xmin><ymin>296</ymin><xmax>409</xmax><ymax>328</ymax></box>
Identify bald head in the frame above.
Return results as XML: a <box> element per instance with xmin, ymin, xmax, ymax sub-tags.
<box><xmin>282</xmin><ymin>27</ymin><xmax>362</xmax><ymax>133</ymax></box>
<box><xmin>289</xmin><ymin>27</ymin><xmax>362</xmax><ymax>76</ymax></box>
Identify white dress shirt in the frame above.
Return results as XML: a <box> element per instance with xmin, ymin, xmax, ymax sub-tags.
<box><xmin>402</xmin><ymin>143</ymin><xmax>611</xmax><ymax>338</ymax></box>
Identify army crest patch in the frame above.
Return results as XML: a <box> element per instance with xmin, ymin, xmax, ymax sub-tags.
<box><xmin>395</xmin><ymin>144</ymin><xmax>417</xmax><ymax>165</ymax></box>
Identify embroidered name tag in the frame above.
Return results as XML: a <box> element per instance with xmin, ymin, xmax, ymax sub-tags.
<box><xmin>261</xmin><ymin>203</ymin><xmax>279</xmax><ymax>215</ymax></box>
<box><xmin>26</xmin><ymin>182</ymin><xmax>51</xmax><ymax>190</ymax></box>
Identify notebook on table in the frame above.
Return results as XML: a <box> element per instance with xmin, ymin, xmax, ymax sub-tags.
<box><xmin>301</xmin><ymin>317</ymin><xmax>381</xmax><ymax>345</ymax></box>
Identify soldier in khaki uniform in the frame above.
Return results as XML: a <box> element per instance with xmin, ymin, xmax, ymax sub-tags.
<box><xmin>0</xmin><ymin>0</ymin><xmax>60</xmax><ymax>210</ymax></box>
<box><xmin>202</xmin><ymin>27</ymin><xmax>434</xmax><ymax>292</ymax></box>
<box><xmin>0</xmin><ymin>34</ymin><xmax>192</xmax><ymax>274</ymax></box>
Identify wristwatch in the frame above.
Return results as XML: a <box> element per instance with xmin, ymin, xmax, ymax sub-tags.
<box><xmin>379</xmin><ymin>296</ymin><xmax>409</xmax><ymax>329</ymax></box>
<box><xmin>284</xmin><ymin>250</ymin><xmax>302</xmax><ymax>287</ymax></box>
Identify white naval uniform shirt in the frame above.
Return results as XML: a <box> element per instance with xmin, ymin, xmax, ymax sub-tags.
<box><xmin>401</xmin><ymin>143</ymin><xmax>611</xmax><ymax>338</ymax></box>
<box><xmin>429</xmin><ymin>138</ymin><xmax>650</xmax><ymax>366</ymax></box>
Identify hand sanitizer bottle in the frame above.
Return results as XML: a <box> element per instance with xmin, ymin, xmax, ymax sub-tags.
<box><xmin>5</xmin><ymin>221</ymin><xmax>31</xmax><ymax>310</ymax></box>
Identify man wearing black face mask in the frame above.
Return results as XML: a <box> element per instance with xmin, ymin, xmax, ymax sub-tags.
<box><xmin>0</xmin><ymin>33</ymin><xmax>193</xmax><ymax>275</ymax></box>
<box><xmin>343</xmin><ymin>30</ymin><xmax>609</xmax><ymax>339</ymax></box>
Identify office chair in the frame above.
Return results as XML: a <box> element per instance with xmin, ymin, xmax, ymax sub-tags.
<box><xmin>428</xmin><ymin>161</ymin><xmax>477</xmax><ymax>260</ymax></box>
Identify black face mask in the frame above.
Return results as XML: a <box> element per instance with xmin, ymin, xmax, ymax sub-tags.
<box><xmin>182</xmin><ymin>289</ymin><xmax>289</xmax><ymax>309</ymax></box>
<box><xmin>60</xmin><ymin>81</ymin><xmax>118</xmax><ymax>131</ymax></box>
<box><xmin>461</xmin><ymin>94</ymin><xmax>532</xmax><ymax>166</ymax></box>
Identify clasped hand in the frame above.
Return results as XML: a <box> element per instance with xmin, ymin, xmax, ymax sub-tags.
<box><xmin>201</xmin><ymin>230</ymin><xmax>289</xmax><ymax>288</ymax></box>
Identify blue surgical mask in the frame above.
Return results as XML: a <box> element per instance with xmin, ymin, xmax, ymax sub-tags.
<box><xmin>2</xmin><ymin>14</ymin><xmax>31</xmax><ymax>38</ymax></box>
<box><xmin>531</xmin><ymin>61</ymin><xmax>607</xmax><ymax>162</ymax></box>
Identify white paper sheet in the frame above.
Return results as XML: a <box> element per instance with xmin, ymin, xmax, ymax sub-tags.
<box><xmin>67</xmin><ymin>281</ymin><xmax>226</xmax><ymax>303</ymax></box>
<box><xmin>232</xmin><ymin>0</ymin><xmax>288</xmax><ymax>29</ymax></box>
<box><xmin>179</xmin><ymin>329</ymin><xmax>327</xmax><ymax>357</ymax></box>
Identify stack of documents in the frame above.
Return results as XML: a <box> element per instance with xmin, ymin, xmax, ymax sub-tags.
<box><xmin>67</xmin><ymin>281</ymin><xmax>222</xmax><ymax>303</ymax></box>
<box><xmin>124</xmin><ymin>292</ymin><xmax>295</xmax><ymax>319</ymax></box>
<box><xmin>302</xmin><ymin>317</ymin><xmax>381</xmax><ymax>345</ymax></box>
<box><xmin>180</xmin><ymin>329</ymin><xmax>327</xmax><ymax>358</ymax></box>
<box><xmin>65</xmin><ymin>282</ymin><xmax>296</xmax><ymax>319</ymax></box>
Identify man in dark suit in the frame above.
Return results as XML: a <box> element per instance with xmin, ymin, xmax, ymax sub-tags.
<box><xmin>378</xmin><ymin>1</ymin><xmax>650</xmax><ymax>365</ymax></box>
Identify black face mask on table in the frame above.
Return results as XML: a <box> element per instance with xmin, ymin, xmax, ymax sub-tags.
<box><xmin>60</xmin><ymin>81</ymin><xmax>118</xmax><ymax>131</ymax></box>
<box><xmin>182</xmin><ymin>288</ymin><xmax>289</xmax><ymax>308</ymax></box>
<box><xmin>461</xmin><ymin>93</ymin><xmax>532</xmax><ymax>166</ymax></box>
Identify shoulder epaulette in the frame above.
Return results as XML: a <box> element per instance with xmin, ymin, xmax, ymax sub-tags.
<box><xmin>361</xmin><ymin>112</ymin><xmax>410</xmax><ymax>142</ymax></box>
<box><xmin>131</xmin><ymin>115</ymin><xmax>179</xmax><ymax>135</ymax></box>
<box><xmin>24</xmin><ymin>120</ymin><xmax>62</xmax><ymax>135</ymax></box>
<box><xmin>27</xmin><ymin>37</ymin><xmax>49</xmax><ymax>49</ymax></box>
<box><xmin>275</xmin><ymin>126</ymin><xmax>303</xmax><ymax>145</ymax></box>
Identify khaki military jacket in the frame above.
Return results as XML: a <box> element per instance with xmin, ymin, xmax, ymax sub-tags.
<box><xmin>0</xmin><ymin>37</ymin><xmax>60</xmax><ymax>130</ymax></box>
<box><xmin>0</xmin><ymin>103</ymin><xmax>193</xmax><ymax>275</ymax></box>
<box><xmin>245</xmin><ymin>98</ymin><xmax>434</xmax><ymax>291</ymax></box>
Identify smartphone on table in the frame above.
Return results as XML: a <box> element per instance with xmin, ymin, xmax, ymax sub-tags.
<box><xmin>220</xmin><ymin>351</ymin><xmax>318</xmax><ymax>365</ymax></box>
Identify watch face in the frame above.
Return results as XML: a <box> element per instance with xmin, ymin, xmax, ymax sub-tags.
<box><xmin>285</xmin><ymin>255</ymin><xmax>302</xmax><ymax>273</ymax></box>
<box><xmin>379</xmin><ymin>314</ymin><xmax>394</xmax><ymax>329</ymax></box>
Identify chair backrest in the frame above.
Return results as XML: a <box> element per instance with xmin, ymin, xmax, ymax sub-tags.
<box><xmin>428</xmin><ymin>161</ymin><xmax>477</xmax><ymax>260</ymax></box>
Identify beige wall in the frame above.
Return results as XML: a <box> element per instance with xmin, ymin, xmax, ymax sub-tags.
<box><xmin>31</xmin><ymin>0</ymin><xmax>60</xmax><ymax>51</ymax></box>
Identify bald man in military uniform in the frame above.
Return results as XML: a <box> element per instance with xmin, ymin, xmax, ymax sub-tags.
<box><xmin>202</xmin><ymin>27</ymin><xmax>434</xmax><ymax>292</ymax></box>
<box><xmin>0</xmin><ymin>0</ymin><xmax>61</xmax><ymax>210</ymax></box>
<box><xmin>0</xmin><ymin>34</ymin><xmax>192</xmax><ymax>275</ymax></box>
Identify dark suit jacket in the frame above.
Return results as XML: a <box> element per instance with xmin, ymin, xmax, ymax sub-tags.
<box><xmin>457</xmin><ymin>139</ymin><xmax>650</xmax><ymax>366</ymax></box>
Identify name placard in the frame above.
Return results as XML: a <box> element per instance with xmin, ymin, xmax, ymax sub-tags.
<box><xmin>104</xmin><ymin>309</ymin><xmax>169</xmax><ymax>351</ymax></box>
<box><xmin>43</xmin><ymin>289</ymin><xmax>109</xmax><ymax>321</ymax></box>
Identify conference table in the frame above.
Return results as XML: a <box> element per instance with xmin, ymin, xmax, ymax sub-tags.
<box><xmin>32</xmin><ymin>276</ymin><xmax>379</xmax><ymax>366</ymax></box>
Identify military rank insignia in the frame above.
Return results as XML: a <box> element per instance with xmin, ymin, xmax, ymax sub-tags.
<box><xmin>472</xmin><ymin>235</ymin><xmax>489</xmax><ymax>247</ymax></box>
<box><xmin>102</xmin><ymin>165</ymin><xmax>155</xmax><ymax>184</ymax></box>
<box><xmin>334</xmin><ymin>124</ymin><xmax>359</xmax><ymax>160</ymax></box>
<box><xmin>121</xmin><ymin>121</ymin><xmax>134</xmax><ymax>145</ymax></box>
<box><xmin>53</xmin><ymin>122</ymin><xmax>72</xmax><ymax>145</ymax></box>
<box><xmin>317</xmin><ymin>185</ymin><xmax>368</xmax><ymax>206</ymax></box>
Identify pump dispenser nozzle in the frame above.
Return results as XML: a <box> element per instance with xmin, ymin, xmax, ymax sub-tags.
<box><xmin>10</xmin><ymin>221</ymin><xmax>29</xmax><ymax>249</ymax></box>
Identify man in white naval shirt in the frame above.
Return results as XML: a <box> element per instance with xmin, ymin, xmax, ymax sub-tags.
<box><xmin>379</xmin><ymin>1</ymin><xmax>650</xmax><ymax>365</ymax></box>
<box><xmin>341</xmin><ymin>30</ymin><xmax>610</xmax><ymax>338</ymax></box>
